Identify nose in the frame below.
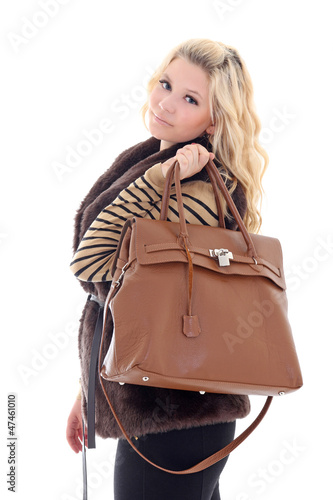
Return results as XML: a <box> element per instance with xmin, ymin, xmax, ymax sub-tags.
<box><xmin>159</xmin><ymin>94</ymin><xmax>175</xmax><ymax>114</ymax></box>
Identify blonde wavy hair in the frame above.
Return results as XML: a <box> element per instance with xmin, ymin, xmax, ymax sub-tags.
<box><xmin>141</xmin><ymin>38</ymin><xmax>269</xmax><ymax>233</ymax></box>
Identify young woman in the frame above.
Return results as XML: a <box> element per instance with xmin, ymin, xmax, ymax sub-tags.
<box><xmin>66</xmin><ymin>38</ymin><xmax>268</xmax><ymax>500</ymax></box>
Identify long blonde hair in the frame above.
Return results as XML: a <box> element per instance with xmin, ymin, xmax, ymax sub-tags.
<box><xmin>141</xmin><ymin>38</ymin><xmax>269</xmax><ymax>233</ymax></box>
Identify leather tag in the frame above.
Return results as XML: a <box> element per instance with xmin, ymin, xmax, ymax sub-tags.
<box><xmin>183</xmin><ymin>315</ymin><xmax>201</xmax><ymax>337</ymax></box>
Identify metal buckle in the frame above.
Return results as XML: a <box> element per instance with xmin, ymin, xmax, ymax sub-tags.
<box><xmin>114</xmin><ymin>263</ymin><xmax>129</xmax><ymax>287</ymax></box>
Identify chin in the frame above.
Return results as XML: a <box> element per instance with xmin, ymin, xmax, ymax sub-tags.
<box><xmin>148</xmin><ymin>123</ymin><xmax>169</xmax><ymax>142</ymax></box>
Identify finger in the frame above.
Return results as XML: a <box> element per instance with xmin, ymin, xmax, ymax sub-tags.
<box><xmin>182</xmin><ymin>144</ymin><xmax>197</xmax><ymax>157</ymax></box>
<box><xmin>197</xmin><ymin>143</ymin><xmax>209</xmax><ymax>157</ymax></box>
<box><xmin>177</xmin><ymin>146</ymin><xmax>196</xmax><ymax>168</ymax></box>
<box><xmin>177</xmin><ymin>148</ymin><xmax>203</xmax><ymax>180</ymax></box>
<box><xmin>160</xmin><ymin>156</ymin><xmax>178</xmax><ymax>178</ymax></box>
<box><xmin>196</xmin><ymin>145</ymin><xmax>212</xmax><ymax>168</ymax></box>
<box><xmin>176</xmin><ymin>149</ymin><xmax>193</xmax><ymax>163</ymax></box>
<box><xmin>187</xmin><ymin>144</ymin><xmax>209</xmax><ymax>169</ymax></box>
<box><xmin>67</xmin><ymin>428</ymin><xmax>81</xmax><ymax>454</ymax></box>
<box><xmin>185</xmin><ymin>144</ymin><xmax>199</xmax><ymax>165</ymax></box>
<box><xmin>175</xmin><ymin>151</ymin><xmax>190</xmax><ymax>172</ymax></box>
<box><xmin>67</xmin><ymin>415</ymin><xmax>84</xmax><ymax>451</ymax></box>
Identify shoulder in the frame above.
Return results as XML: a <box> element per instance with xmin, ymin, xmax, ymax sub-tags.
<box><xmin>76</xmin><ymin>144</ymin><xmax>138</xmax><ymax>216</ymax></box>
<box><xmin>72</xmin><ymin>137</ymin><xmax>160</xmax><ymax>250</ymax></box>
<box><xmin>72</xmin><ymin>144</ymin><xmax>136</xmax><ymax>251</ymax></box>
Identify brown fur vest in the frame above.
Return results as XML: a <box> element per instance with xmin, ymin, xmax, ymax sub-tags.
<box><xmin>73</xmin><ymin>134</ymin><xmax>250</xmax><ymax>440</ymax></box>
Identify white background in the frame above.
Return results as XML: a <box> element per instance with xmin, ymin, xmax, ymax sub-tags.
<box><xmin>0</xmin><ymin>0</ymin><xmax>332</xmax><ymax>499</ymax></box>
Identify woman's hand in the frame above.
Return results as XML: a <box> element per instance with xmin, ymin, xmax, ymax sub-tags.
<box><xmin>66</xmin><ymin>398</ymin><xmax>87</xmax><ymax>453</ymax></box>
<box><xmin>161</xmin><ymin>143</ymin><xmax>215</xmax><ymax>180</ymax></box>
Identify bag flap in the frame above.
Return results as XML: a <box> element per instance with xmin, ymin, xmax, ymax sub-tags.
<box><xmin>131</xmin><ymin>218</ymin><xmax>287</xmax><ymax>290</ymax></box>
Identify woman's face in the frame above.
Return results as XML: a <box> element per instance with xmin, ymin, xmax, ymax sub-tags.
<box><xmin>148</xmin><ymin>57</ymin><xmax>215</xmax><ymax>148</ymax></box>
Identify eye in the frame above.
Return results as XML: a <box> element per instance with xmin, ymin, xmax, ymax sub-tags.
<box><xmin>159</xmin><ymin>79</ymin><xmax>171</xmax><ymax>90</ymax></box>
<box><xmin>158</xmin><ymin>79</ymin><xmax>198</xmax><ymax>105</ymax></box>
<box><xmin>185</xmin><ymin>95</ymin><xmax>198</xmax><ymax>105</ymax></box>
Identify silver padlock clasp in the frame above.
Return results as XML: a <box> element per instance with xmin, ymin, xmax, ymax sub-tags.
<box><xmin>209</xmin><ymin>248</ymin><xmax>233</xmax><ymax>267</ymax></box>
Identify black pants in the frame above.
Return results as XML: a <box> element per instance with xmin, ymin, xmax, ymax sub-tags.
<box><xmin>114</xmin><ymin>421</ymin><xmax>236</xmax><ymax>500</ymax></box>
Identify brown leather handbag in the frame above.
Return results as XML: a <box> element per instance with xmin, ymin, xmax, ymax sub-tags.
<box><xmin>97</xmin><ymin>158</ymin><xmax>303</xmax><ymax>474</ymax></box>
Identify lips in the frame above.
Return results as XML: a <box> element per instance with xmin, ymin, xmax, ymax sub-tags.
<box><xmin>152</xmin><ymin>111</ymin><xmax>172</xmax><ymax>127</ymax></box>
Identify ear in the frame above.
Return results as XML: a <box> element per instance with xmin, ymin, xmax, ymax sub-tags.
<box><xmin>206</xmin><ymin>124</ymin><xmax>215</xmax><ymax>135</ymax></box>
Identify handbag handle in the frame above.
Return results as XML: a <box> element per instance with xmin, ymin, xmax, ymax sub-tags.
<box><xmin>160</xmin><ymin>160</ymin><xmax>226</xmax><ymax>229</ymax></box>
<box><xmin>160</xmin><ymin>159</ymin><xmax>258</xmax><ymax>262</ymax></box>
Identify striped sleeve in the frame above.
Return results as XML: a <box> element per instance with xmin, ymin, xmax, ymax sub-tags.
<box><xmin>70</xmin><ymin>162</ymin><xmax>221</xmax><ymax>282</ymax></box>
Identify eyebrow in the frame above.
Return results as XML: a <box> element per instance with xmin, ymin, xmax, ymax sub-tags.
<box><xmin>161</xmin><ymin>72</ymin><xmax>203</xmax><ymax>100</ymax></box>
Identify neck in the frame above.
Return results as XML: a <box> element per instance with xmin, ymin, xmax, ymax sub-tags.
<box><xmin>159</xmin><ymin>133</ymin><xmax>209</xmax><ymax>151</ymax></box>
<box><xmin>159</xmin><ymin>139</ymin><xmax>176</xmax><ymax>151</ymax></box>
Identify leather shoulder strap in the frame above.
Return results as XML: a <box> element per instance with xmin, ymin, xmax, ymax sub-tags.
<box><xmin>101</xmin><ymin>376</ymin><xmax>272</xmax><ymax>474</ymax></box>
